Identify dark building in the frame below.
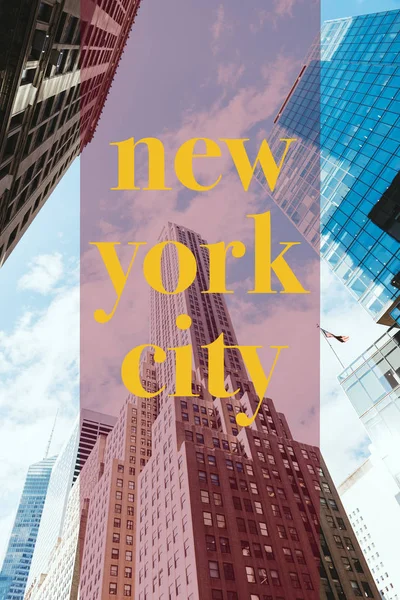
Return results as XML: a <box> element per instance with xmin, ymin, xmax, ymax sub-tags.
<box><xmin>0</xmin><ymin>0</ymin><xmax>141</xmax><ymax>266</ymax></box>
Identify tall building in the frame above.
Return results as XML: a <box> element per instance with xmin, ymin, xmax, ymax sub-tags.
<box><xmin>256</xmin><ymin>10</ymin><xmax>400</xmax><ymax>325</ymax></box>
<box><xmin>0</xmin><ymin>0</ymin><xmax>142</xmax><ymax>266</ymax></box>
<box><xmin>27</xmin><ymin>410</ymin><xmax>116</xmax><ymax>590</ymax></box>
<box><xmin>75</xmin><ymin>223</ymin><xmax>378</xmax><ymax>600</ymax></box>
<box><xmin>0</xmin><ymin>456</ymin><xmax>56</xmax><ymax>600</ymax></box>
<box><xmin>337</xmin><ymin>328</ymin><xmax>400</xmax><ymax>599</ymax></box>
<box><xmin>338</xmin><ymin>326</ymin><xmax>400</xmax><ymax>487</ymax></box>
<box><xmin>339</xmin><ymin>451</ymin><xmax>400</xmax><ymax>600</ymax></box>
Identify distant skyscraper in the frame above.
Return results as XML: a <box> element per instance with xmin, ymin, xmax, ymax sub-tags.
<box><xmin>0</xmin><ymin>457</ymin><xmax>56</xmax><ymax>600</ymax></box>
<box><xmin>27</xmin><ymin>410</ymin><xmax>116</xmax><ymax>590</ymax></box>
<box><xmin>339</xmin><ymin>451</ymin><xmax>400</xmax><ymax>600</ymax></box>
<box><xmin>256</xmin><ymin>10</ymin><xmax>400</xmax><ymax>325</ymax></box>
<box><xmin>76</xmin><ymin>223</ymin><xmax>377</xmax><ymax>600</ymax></box>
<box><xmin>0</xmin><ymin>0</ymin><xmax>142</xmax><ymax>265</ymax></box>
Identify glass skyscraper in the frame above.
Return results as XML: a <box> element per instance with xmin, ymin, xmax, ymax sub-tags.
<box><xmin>0</xmin><ymin>457</ymin><xmax>56</xmax><ymax>600</ymax></box>
<box><xmin>338</xmin><ymin>327</ymin><xmax>400</xmax><ymax>487</ymax></box>
<box><xmin>256</xmin><ymin>10</ymin><xmax>400</xmax><ymax>324</ymax></box>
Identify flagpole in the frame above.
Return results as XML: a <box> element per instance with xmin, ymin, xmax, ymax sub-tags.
<box><xmin>317</xmin><ymin>325</ymin><xmax>346</xmax><ymax>370</ymax></box>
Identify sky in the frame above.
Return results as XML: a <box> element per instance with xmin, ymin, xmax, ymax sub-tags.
<box><xmin>0</xmin><ymin>0</ymin><xmax>399</xmax><ymax>565</ymax></box>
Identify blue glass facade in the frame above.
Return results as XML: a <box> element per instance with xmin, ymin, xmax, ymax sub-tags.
<box><xmin>256</xmin><ymin>10</ymin><xmax>400</xmax><ymax>323</ymax></box>
<box><xmin>0</xmin><ymin>457</ymin><xmax>55</xmax><ymax>600</ymax></box>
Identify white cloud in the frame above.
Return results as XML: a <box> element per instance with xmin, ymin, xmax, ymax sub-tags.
<box><xmin>0</xmin><ymin>254</ymin><xmax>78</xmax><ymax>562</ymax></box>
<box><xmin>18</xmin><ymin>253</ymin><xmax>63</xmax><ymax>295</ymax></box>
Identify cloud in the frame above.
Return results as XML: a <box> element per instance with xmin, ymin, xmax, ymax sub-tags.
<box><xmin>211</xmin><ymin>5</ymin><xmax>232</xmax><ymax>54</ymax></box>
<box><xmin>18</xmin><ymin>253</ymin><xmax>63</xmax><ymax>295</ymax></box>
<box><xmin>251</xmin><ymin>0</ymin><xmax>298</xmax><ymax>33</ymax></box>
<box><xmin>0</xmin><ymin>254</ymin><xmax>78</xmax><ymax>561</ymax></box>
<box><xmin>217</xmin><ymin>63</ymin><xmax>245</xmax><ymax>87</ymax></box>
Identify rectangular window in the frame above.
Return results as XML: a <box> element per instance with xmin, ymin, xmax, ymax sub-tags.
<box><xmin>209</xmin><ymin>561</ymin><xmax>220</xmax><ymax>579</ymax></box>
<box><xmin>203</xmin><ymin>512</ymin><xmax>213</xmax><ymax>526</ymax></box>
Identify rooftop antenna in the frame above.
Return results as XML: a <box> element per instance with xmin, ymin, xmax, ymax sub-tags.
<box><xmin>44</xmin><ymin>409</ymin><xmax>59</xmax><ymax>459</ymax></box>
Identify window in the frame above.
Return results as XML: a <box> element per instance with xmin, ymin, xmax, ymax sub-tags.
<box><xmin>361</xmin><ymin>582</ymin><xmax>374</xmax><ymax>598</ymax></box>
<box><xmin>203</xmin><ymin>512</ymin><xmax>213</xmax><ymax>526</ymax></box>
<box><xmin>295</xmin><ymin>549</ymin><xmax>305</xmax><ymax>564</ymax></box>
<box><xmin>350</xmin><ymin>581</ymin><xmax>362</xmax><ymax>597</ymax></box>
<box><xmin>125</xmin><ymin>567</ymin><xmax>132</xmax><ymax>578</ymax></box>
<box><xmin>326</xmin><ymin>515</ymin><xmax>336</xmax><ymax>528</ymax></box>
<box><xmin>303</xmin><ymin>573</ymin><xmax>313</xmax><ymax>590</ymax></box>
<box><xmin>233</xmin><ymin>496</ymin><xmax>242</xmax><ymax>510</ymax></box>
<box><xmin>264</xmin><ymin>545</ymin><xmax>274</xmax><ymax>560</ymax></box>
<box><xmin>213</xmin><ymin>492</ymin><xmax>223</xmax><ymax>506</ymax></box>
<box><xmin>248</xmin><ymin>520</ymin><xmax>257</xmax><ymax>534</ymax></box>
<box><xmin>270</xmin><ymin>570</ymin><xmax>281</xmax><ymax>586</ymax></box>
<box><xmin>116</xmin><ymin>478</ymin><xmax>123</xmax><ymax>487</ymax></box>
<box><xmin>126</xmin><ymin>535</ymin><xmax>133</xmax><ymax>545</ymax></box>
<box><xmin>196</xmin><ymin>433</ymin><xmax>204</xmax><ymax>444</ymax></box>
<box><xmin>196</xmin><ymin>452</ymin><xmax>205</xmax><ymax>463</ymax></box>
<box><xmin>253</xmin><ymin>543</ymin><xmax>262</xmax><ymax>558</ymax></box>
<box><xmin>328</xmin><ymin>499</ymin><xmax>339</xmax><ymax>511</ymax></box>
<box><xmin>237</xmin><ymin>517</ymin><xmax>246</xmax><ymax>532</ymax></box>
<box><xmin>199</xmin><ymin>471</ymin><xmax>207</xmax><ymax>483</ymax></box>
<box><xmin>277</xmin><ymin>525</ymin><xmax>286</xmax><ymax>539</ymax></box>
<box><xmin>109</xmin><ymin>583</ymin><xmax>117</xmax><ymax>595</ymax></box>
<box><xmin>250</xmin><ymin>482</ymin><xmax>259</xmax><ymax>494</ymax></box>
<box><xmin>211</xmin><ymin>473</ymin><xmax>220</xmax><ymax>486</ymax></box>
<box><xmin>216</xmin><ymin>514</ymin><xmax>226</xmax><ymax>528</ymax></box>
<box><xmin>209</xmin><ymin>561</ymin><xmax>220</xmax><ymax>579</ymax></box>
<box><xmin>206</xmin><ymin>535</ymin><xmax>216</xmax><ymax>551</ymax></box>
<box><xmin>110</xmin><ymin>565</ymin><xmax>118</xmax><ymax>576</ymax></box>
<box><xmin>289</xmin><ymin>527</ymin><xmax>299</xmax><ymax>541</ymax></box>
<box><xmin>271</xmin><ymin>504</ymin><xmax>281</xmax><ymax>517</ymax></box>
<box><xmin>254</xmin><ymin>501</ymin><xmax>263</xmax><ymax>514</ymax></box>
<box><xmin>244</xmin><ymin>498</ymin><xmax>253</xmax><ymax>512</ymax></box>
<box><xmin>223</xmin><ymin>563</ymin><xmax>235</xmax><ymax>581</ymax></box>
<box><xmin>208</xmin><ymin>455</ymin><xmax>216</xmax><ymax>466</ymax></box>
<box><xmin>337</xmin><ymin>518</ymin><xmax>347</xmax><ymax>530</ymax></box>
<box><xmin>241</xmin><ymin>540</ymin><xmax>251</xmax><ymax>556</ymax></box>
<box><xmin>246</xmin><ymin>566</ymin><xmax>256</xmax><ymax>583</ymax></box>
<box><xmin>114</xmin><ymin>518</ymin><xmax>121</xmax><ymax>528</ymax></box>
<box><xmin>259</xmin><ymin>522</ymin><xmax>269</xmax><ymax>536</ymax></box>
<box><xmin>112</xmin><ymin>533</ymin><xmax>120</xmax><ymax>543</ymax></box>
<box><xmin>289</xmin><ymin>572</ymin><xmax>301</xmax><ymax>588</ymax></box>
<box><xmin>283</xmin><ymin>548</ymin><xmax>293</xmax><ymax>562</ymax></box>
<box><xmin>201</xmin><ymin>490</ymin><xmax>210</xmax><ymax>504</ymax></box>
<box><xmin>344</xmin><ymin>537</ymin><xmax>354</xmax><ymax>551</ymax></box>
<box><xmin>220</xmin><ymin>537</ymin><xmax>230</xmax><ymax>553</ymax></box>
<box><xmin>333</xmin><ymin>535</ymin><xmax>343</xmax><ymax>548</ymax></box>
<box><xmin>212</xmin><ymin>591</ymin><xmax>223</xmax><ymax>600</ymax></box>
<box><xmin>126</xmin><ymin>551</ymin><xmax>132</xmax><ymax>561</ymax></box>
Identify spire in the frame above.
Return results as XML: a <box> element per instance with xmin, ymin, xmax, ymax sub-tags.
<box><xmin>44</xmin><ymin>409</ymin><xmax>59</xmax><ymax>459</ymax></box>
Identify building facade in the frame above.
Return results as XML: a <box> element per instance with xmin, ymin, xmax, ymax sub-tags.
<box><xmin>0</xmin><ymin>0</ymin><xmax>141</xmax><ymax>266</ymax></box>
<box><xmin>74</xmin><ymin>223</ymin><xmax>378</xmax><ymax>600</ymax></box>
<box><xmin>27</xmin><ymin>410</ymin><xmax>116</xmax><ymax>591</ymax></box>
<box><xmin>338</xmin><ymin>326</ymin><xmax>400</xmax><ymax>488</ymax></box>
<box><xmin>339</xmin><ymin>452</ymin><xmax>400</xmax><ymax>600</ymax></box>
<box><xmin>256</xmin><ymin>10</ymin><xmax>400</xmax><ymax>325</ymax></box>
<box><xmin>0</xmin><ymin>457</ymin><xmax>56</xmax><ymax>600</ymax></box>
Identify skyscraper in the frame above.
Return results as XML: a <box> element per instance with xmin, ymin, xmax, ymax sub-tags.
<box><xmin>256</xmin><ymin>10</ymin><xmax>400</xmax><ymax>325</ymax></box>
<box><xmin>0</xmin><ymin>457</ymin><xmax>56</xmax><ymax>600</ymax></box>
<box><xmin>0</xmin><ymin>0</ymin><xmax>142</xmax><ymax>265</ymax></box>
<box><xmin>76</xmin><ymin>223</ymin><xmax>377</xmax><ymax>600</ymax></box>
<box><xmin>338</xmin><ymin>326</ymin><xmax>400</xmax><ymax>487</ymax></box>
<box><xmin>339</xmin><ymin>454</ymin><xmax>400</xmax><ymax>600</ymax></box>
<box><xmin>27</xmin><ymin>410</ymin><xmax>116</xmax><ymax>590</ymax></box>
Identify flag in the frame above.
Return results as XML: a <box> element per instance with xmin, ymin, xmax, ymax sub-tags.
<box><xmin>320</xmin><ymin>327</ymin><xmax>349</xmax><ymax>343</ymax></box>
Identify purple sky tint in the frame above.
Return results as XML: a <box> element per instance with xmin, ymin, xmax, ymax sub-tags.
<box><xmin>81</xmin><ymin>0</ymin><xmax>321</xmax><ymax>445</ymax></box>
